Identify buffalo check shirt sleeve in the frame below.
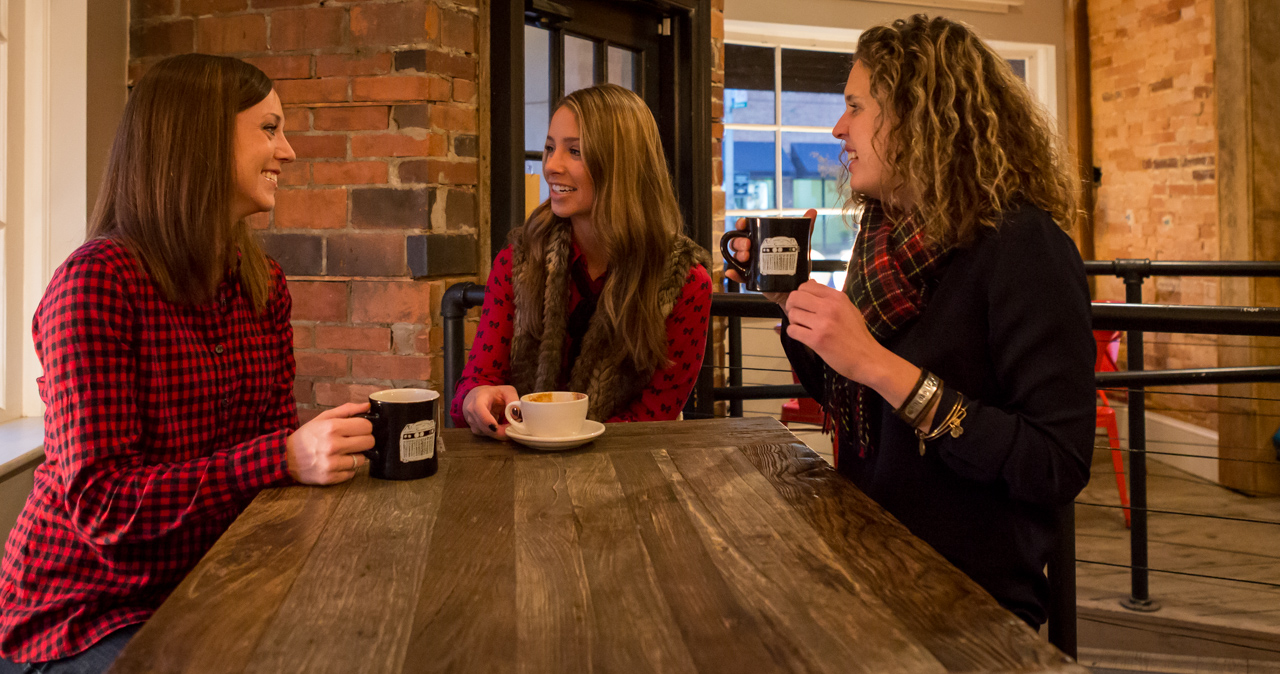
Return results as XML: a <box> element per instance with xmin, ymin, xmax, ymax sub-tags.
<box><xmin>607</xmin><ymin>265</ymin><xmax>713</xmax><ymax>422</ymax></box>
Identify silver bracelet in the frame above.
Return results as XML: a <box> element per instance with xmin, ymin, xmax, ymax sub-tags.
<box><xmin>898</xmin><ymin>371</ymin><xmax>940</xmax><ymax>425</ymax></box>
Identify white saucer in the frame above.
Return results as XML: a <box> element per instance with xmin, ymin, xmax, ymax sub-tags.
<box><xmin>506</xmin><ymin>420</ymin><xmax>605</xmax><ymax>451</ymax></box>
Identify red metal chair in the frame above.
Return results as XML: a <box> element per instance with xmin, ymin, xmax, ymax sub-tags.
<box><xmin>1095</xmin><ymin>329</ymin><xmax>1131</xmax><ymax>528</ymax></box>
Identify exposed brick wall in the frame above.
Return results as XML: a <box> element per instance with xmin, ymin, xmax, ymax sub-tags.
<box><xmin>129</xmin><ymin>0</ymin><xmax>482</xmax><ymax>422</ymax></box>
<box><xmin>1090</xmin><ymin>0</ymin><xmax>1218</xmax><ymax>428</ymax></box>
<box><xmin>710</xmin><ymin>0</ymin><xmax>728</xmax><ymax>416</ymax></box>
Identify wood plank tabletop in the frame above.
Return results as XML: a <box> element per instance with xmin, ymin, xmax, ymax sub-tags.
<box><xmin>111</xmin><ymin>417</ymin><xmax>1086</xmax><ymax>674</ymax></box>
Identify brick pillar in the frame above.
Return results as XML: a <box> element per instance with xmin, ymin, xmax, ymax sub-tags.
<box><xmin>129</xmin><ymin>0</ymin><xmax>482</xmax><ymax>422</ymax></box>
<box><xmin>1089</xmin><ymin>0</ymin><xmax>1219</xmax><ymax>430</ymax></box>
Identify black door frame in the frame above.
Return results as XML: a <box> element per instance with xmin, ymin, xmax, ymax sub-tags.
<box><xmin>489</xmin><ymin>0</ymin><xmax>713</xmax><ymax>259</ymax></box>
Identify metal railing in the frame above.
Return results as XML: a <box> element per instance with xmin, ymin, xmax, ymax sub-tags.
<box><xmin>439</xmin><ymin>258</ymin><xmax>1280</xmax><ymax>659</ymax></box>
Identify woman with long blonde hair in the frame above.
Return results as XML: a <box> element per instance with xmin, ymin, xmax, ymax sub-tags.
<box><xmin>727</xmin><ymin>15</ymin><xmax>1094</xmax><ymax>628</ymax></box>
<box><xmin>455</xmin><ymin>84</ymin><xmax>712</xmax><ymax>434</ymax></box>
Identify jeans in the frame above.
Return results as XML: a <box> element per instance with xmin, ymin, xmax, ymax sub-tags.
<box><xmin>0</xmin><ymin>625</ymin><xmax>141</xmax><ymax>674</ymax></box>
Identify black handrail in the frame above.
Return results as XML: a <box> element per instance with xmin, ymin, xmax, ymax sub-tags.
<box><xmin>440</xmin><ymin>282</ymin><xmax>486</xmax><ymax>426</ymax></box>
<box><xmin>1084</xmin><ymin>259</ymin><xmax>1280</xmax><ymax>277</ymax></box>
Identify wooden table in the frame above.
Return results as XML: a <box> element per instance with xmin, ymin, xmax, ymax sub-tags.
<box><xmin>112</xmin><ymin>417</ymin><xmax>1085</xmax><ymax>673</ymax></box>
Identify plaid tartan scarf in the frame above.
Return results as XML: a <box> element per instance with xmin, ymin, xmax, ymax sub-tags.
<box><xmin>825</xmin><ymin>201</ymin><xmax>951</xmax><ymax>461</ymax></box>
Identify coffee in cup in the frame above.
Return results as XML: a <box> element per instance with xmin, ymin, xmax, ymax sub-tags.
<box><xmin>504</xmin><ymin>391</ymin><xmax>588</xmax><ymax>437</ymax></box>
<box><xmin>361</xmin><ymin>388</ymin><xmax>440</xmax><ymax>480</ymax></box>
<box><xmin>719</xmin><ymin>216</ymin><xmax>812</xmax><ymax>293</ymax></box>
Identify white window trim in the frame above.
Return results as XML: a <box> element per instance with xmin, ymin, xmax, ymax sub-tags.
<box><xmin>1</xmin><ymin>0</ymin><xmax>88</xmax><ymax>462</ymax></box>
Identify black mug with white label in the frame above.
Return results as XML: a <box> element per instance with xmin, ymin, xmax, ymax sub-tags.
<box><xmin>719</xmin><ymin>217</ymin><xmax>811</xmax><ymax>293</ymax></box>
<box><xmin>360</xmin><ymin>388</ymin><xmax>440</xmax><ymax>480</ymax></box>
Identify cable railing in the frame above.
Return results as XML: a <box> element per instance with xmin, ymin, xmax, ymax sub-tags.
<box><xmin>440</xmin><ymin>258</ymin><xmax>1280</xmax><ymax>660</ymax></box>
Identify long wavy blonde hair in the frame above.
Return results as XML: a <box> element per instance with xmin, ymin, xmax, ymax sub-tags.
<box><xmin>853</xmin><ymin>14</ymin><xmax>1080</xmax><ymax>247</ymax></box>
<box><xmin>518</xmin><ymin>84</ymin><xmax>683</xmax><ymax>374</ymax></box>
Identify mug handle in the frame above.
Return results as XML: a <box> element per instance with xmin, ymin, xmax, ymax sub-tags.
<box><xmin>503</xmin><ymin>400</ymin><xmax>530</xmax><ymax>435</ymax></box>
<box><xmin>719</xmin><ymin>228</ymin><xmax>753</xmax><ymax>279</ymax></box>
<box><xmin>357</xmin><ymin>411</ymin><xmax>383</xmax><ymax>461</ymax></box>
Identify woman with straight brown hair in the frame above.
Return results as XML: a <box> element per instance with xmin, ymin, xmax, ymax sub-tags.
<box><xmin>0</xmin><ymin>54</ymin><xmax>373</xmax><ymax>673</ymax></box>
<box><xmin>727</xmin><ymin>15</ymin><xmax>1094</xmax><ymax>628</ymax></box>
<box><xmin>455</xmin><ymin>84</ymin><xmax>712</xmax><ymax>436</ymax></box>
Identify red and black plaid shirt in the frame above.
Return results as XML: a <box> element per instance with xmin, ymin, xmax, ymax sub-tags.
<box><xmin>0</xmin><ymin>238</ymin><xmax>296</xmax><ymax>663</ymax></box>
<box><xmin>451</xmin><ymin>245</ymin><xmax>712</xmax><ymax>425</ymax></box>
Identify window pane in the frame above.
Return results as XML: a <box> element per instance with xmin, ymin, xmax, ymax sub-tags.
<box><xmin>724</xmin><ymin>44</ymin><xmax>775</xmax><ymax>124</ymax></box>
<box><xmin>810</xmin><ymin>214</ymin><xmax>857</xmax><ymax>272</ymax></box>
<box><xmin>525</xmin><ymin>159</ymin><xmax>550</xmax><ymax>204</ymax></box>
<box><xmin>780</xmin><ymin>48</ymin><xmax>852</xmax><ymax>127</ymax></box>
<box><xmin>607</xmin><ymin>46</ymin><xmax>636</xmax><ymax>91</ymax></box>
<box><xmin>524</xmin><ymin>25</ymin><xmax>551</xmax><ymax>153</ymax></box>
<box><xmin>723</xmin><ymin>129</ymin><xmax>775</xmax><ymax>210</ymax></box>
<box><xmin>781</xmin><ymin>132</ymin><xmax>843</xmax><ymax>210</ymax></box>
<box><xmin>1007</xmin><ymin>59</ymin><xmax>1027</xmax><ymax>82</ymax></box>
<box><xmin>564</xmin><ymin>35</ymin><xmax>596</xmax><ymax>95</ymax></box>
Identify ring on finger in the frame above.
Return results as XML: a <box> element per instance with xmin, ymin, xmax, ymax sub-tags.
<box><xmin>350</xmin><ymin>454</ymin><xmax>357</xmax><ymax>472</ymax></box>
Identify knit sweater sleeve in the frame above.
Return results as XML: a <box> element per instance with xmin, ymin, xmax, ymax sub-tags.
<box><xmin>450</xmin><ymin>248</ymin><xmax>516</xmax><ymax>426</ymax></box>
<box><xmin>608</xmin><ymin>265</ymin><xmax>713</xmax><ymax>422</ymax></box>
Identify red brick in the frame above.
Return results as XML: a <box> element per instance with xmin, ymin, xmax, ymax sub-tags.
<box><xmin>130</xmin><ymin>19</ymin><xmax>195</xmax><ymax>59</ymax></box>
<box><xmin>351</xmin><ymin>281</ymin><xmax>432</xmax><ymax>323</ymax></box>
<box><xmin>352</xmin><ymin>134</ymin><xmax>445</xmax><ymax>158</ymax></box>
<box><xmin>352</xmin><ymin>76</ymin><xmax>450</xmax><ymax>102</ymax></box>
<box><xmin>296</xmin><ymin>351</ymin><xmax>349</xmax><ymax>378</ymax></box>
<box><xmin>327</xmin><ymin>232</ymin><xmax>407</xmax><ymax>276</ymax></box>
<box><xmin>287</xmin><ymin>134</ymin><xmax>347</xmax><ymax>159</ymax></box>
<box><xmin>246</xmin><ymin>55</ymin><xmax>311</xmax><ymax>80</ymax></box>
<box><xmin>313</xmin><ymin>106</ymin><xmax>389</xmax><ymax>131</ymax></box>
<box><xmin>429</xmin><ymin>104</ymin><xmax>475</xmax><ymax>133</ymax></box>
<box><xmin>440</xmin><ymin>9</ymin><xmax>475</xmax><ymax>52</ymax></box>
<box><xmin>421</xmin><ymin>50</ymin><xmax>475</xmax><ymax>79</ymax></box>
<box><xmin>313</xmin><ymin>161</ymin><xmax>388</xmax><ymax>185</ymax></box>
<box><xmin>316</xmin><ymin>53</ymin><xmax>394</xmax><ymax>77</ymax></box>
<box><xmin>298</xmin><ymin>406</ymin><xmax>322</xmax><ymax>423</ymax></box>
<box><xmin>351</xmin><ymin>354</ymin><xmax>430</xmax><ymax>381</ymax></box>
<box><xmin>250</xmin><ymin>0</ymin><xmax>313</xmax><ymax>7</ymax></box>
<box><xmin>284</xmin><ymin>107</ymin><xmax>310</xmax><ymax>132</ymax></box>
<box><xmin>133</xmin><ymin>0</ymin><xmax>175</xmax><ymax>19</ymax></box>
<box><xmin>350</xmin><ymin>2</ymin><xmax>431</xmax><ymax>47</ymax></box>
<box><xmin>197</xmin><ymin>14</ymin><xmax>267</xmax><ymax>54</ymax></box>
<box><xmin>316</xmin><ymin>325</ymin><xmax>391</xmax><ymax>351</ymax></box>
<box><xmin>275</xmin><ymin>78</ymin><xmax>348</xmax><ymax>105</ymax></box>
<box><xmin>398</xmin><ymin>159</ymin><xmax>477</xmax><ymax>185</ymax></box>
<box><xmin>453</xmin><ymin>79</ymin><xmax>476</xmax><ymax>103</ymax></box>
<box><xmin>275</xmin><ymin>188</ymin><xmax>348</xmax><ymax>229</ymax></box>
<box><xmin>271</xmin><ymin>7</ymin><xmax>345</xmax><ymax>51</ymax></box>
<box><xmin>293</xmin><ymin>323</ymin><xmax>315</xmax><ymax>349</ymax></box>
<box><xmin>279</xmin><ymin>161</ymin><xmax>311</xmax><ymax>186</ymax></box>
<box><xmin>289</xmin><ymin>280</ymin><xmax>349</xmax><ymax>321</ymax></box>
<box><xmin>313</xmin><ymin>382</ymin><xmax>384</xmax><ymax>407</ymax></box>
<box><xmin>294</xmin><ymin>378</ymin><xmax>315</xmax><ymax>405</ymax></box>
<box><xmin>182</xmin><ymin>0</ymin><xmax>247</xmax><ymax>15</ymax></box>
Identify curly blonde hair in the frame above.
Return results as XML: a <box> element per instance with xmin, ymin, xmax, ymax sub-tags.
<box><xmin>853</xmin><ymin>14</ymin><xmax>1080</xmax><ymax>248</ymax></box>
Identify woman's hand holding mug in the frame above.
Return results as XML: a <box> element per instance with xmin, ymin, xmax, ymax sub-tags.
<box><xmin>462</xmin><ymin>385</ymin><xmax>520</xmax><ymax>439</ymax></box>
<box><xmin>286</xmin><ymin>402</ymin><xmax>375</xmax><ymax>485</ymax></box>
<box><xmin>723</xmin><ymin>208</ymin><xmax>818</xmax><ymax>307</ymax></box>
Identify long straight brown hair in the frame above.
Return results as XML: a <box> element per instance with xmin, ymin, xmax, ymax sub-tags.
<box><xmin>89</xmin><ymin>54</ymin><xmax>275</xmax><ymax>311</ymax></box>
<box><xmin>520</xmin><ymin>84</ymin><xmax>683</xmax><ymax>374</ymax></box>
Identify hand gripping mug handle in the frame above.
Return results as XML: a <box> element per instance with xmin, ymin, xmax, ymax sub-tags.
<box><xmin>504</xmin><ymin>400</ymin><xmax>530</xmax><ymax>435</ymax></box>
<box><xmin>719</xmin><ymin>229</ymin><xmax>753</xmax><ymax>278</ymax></box>
<box><xmin>357</xmin><ymin>411</ymin><xmax>383</xmax><ymax>461</ymax></box>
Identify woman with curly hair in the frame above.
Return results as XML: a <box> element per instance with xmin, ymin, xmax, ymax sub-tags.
<box><xmin>454</xmin><ymin>84</ymin><xmax>712</xmax><ymax>435</ymax></box>
<box><xmin>726</xmin><ymin>15</ymin><xmax>1094</xmax><ymax>628</ymax></box>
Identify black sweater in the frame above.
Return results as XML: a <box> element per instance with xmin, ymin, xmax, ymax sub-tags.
<box><xmin>781</xmin><ymin>203</ymin><xmax>1095</xmax><ymax>627</ymax></box>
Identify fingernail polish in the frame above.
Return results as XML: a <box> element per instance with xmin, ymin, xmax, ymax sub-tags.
<box><xmin>489</xmin><ymin>424</ymin><xmax>498</xmax><ymax>432</ymax></box>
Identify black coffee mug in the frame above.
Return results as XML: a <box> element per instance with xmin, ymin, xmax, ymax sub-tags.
<box><xmin>360</xmin><ymin>388</ymin><xmax>440</xmax><ymax>481</ymax></box>
<box><xmin>719</xmin><ymin>217</ymin><xmax>811</xmax><ymax>292</ymax></box>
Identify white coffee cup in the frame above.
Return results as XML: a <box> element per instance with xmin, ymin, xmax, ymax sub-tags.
<box><xmin>504</xmin><ymin>391</ymin><xmax>589</xmax><ymax>437</ymax></box>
